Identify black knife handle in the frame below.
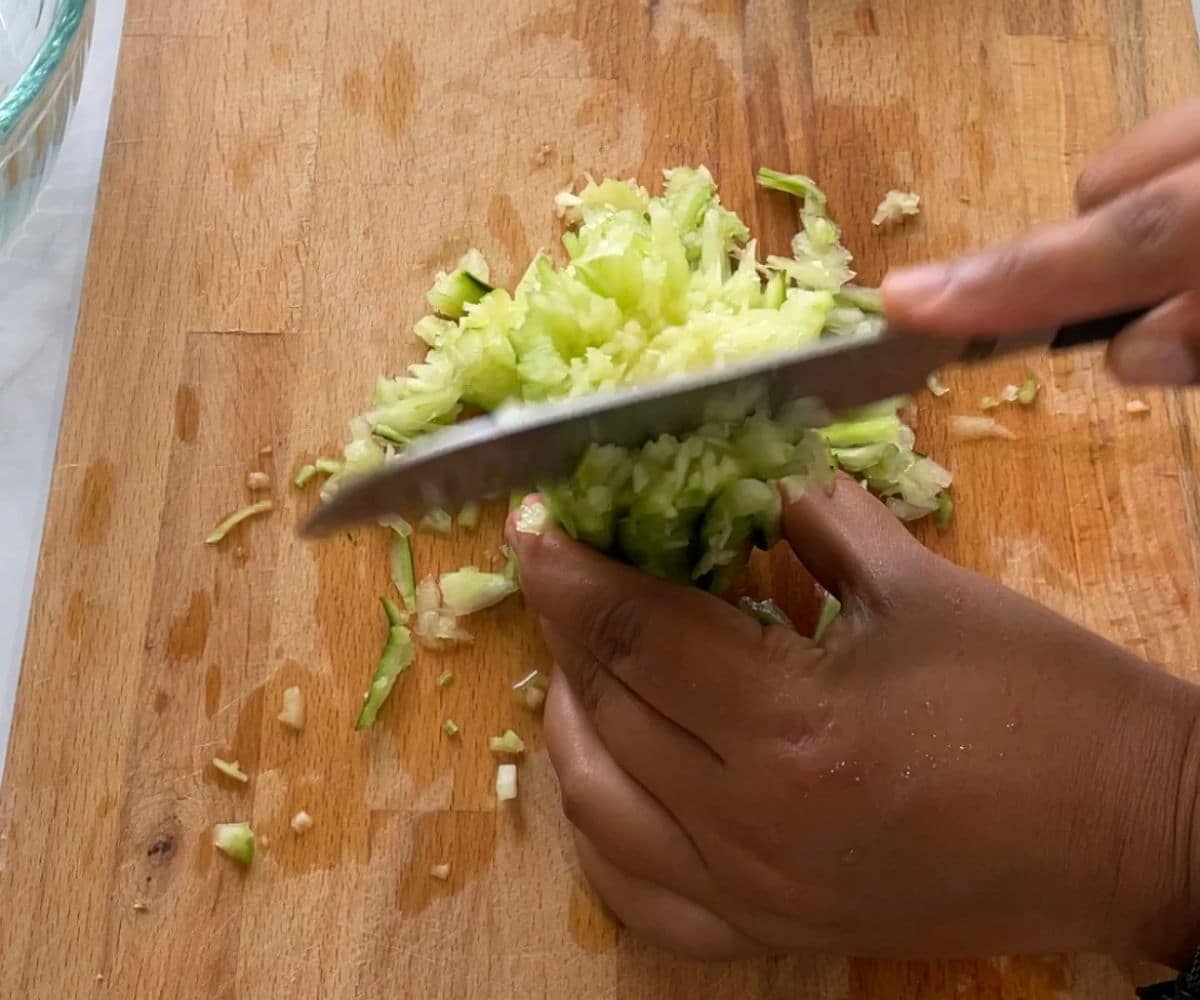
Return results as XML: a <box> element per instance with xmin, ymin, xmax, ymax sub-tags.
<box><xmin>1050</xmin><ymin>308</ymin><xmax>1150</xmax><ymax>350</ymax></box>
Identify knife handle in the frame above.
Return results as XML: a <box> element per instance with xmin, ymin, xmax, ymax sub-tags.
<box><xmin>967</xmin><ymin>307</ymin><xmax>1152</xmax><ymax>364</ymax></box>
<box><xmin>1050</xmin><ymin>308</ymin><xmax>1150</xmax><ymax>350</ymax></box>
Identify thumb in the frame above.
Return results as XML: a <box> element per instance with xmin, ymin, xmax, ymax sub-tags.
<box><xmin>780</xmin><ymin>475</ymin><xmax>931</xmax><ymax>606</ymax></box>
<box><xmin>1106</xmin><ymin>291</ymin><xmax>1200</xmax><ymax>386</ymax></box>
<box><xmin>504</xmin><ymin>496</ymin><xmax>759</xmax><ymax>665</ymax></box>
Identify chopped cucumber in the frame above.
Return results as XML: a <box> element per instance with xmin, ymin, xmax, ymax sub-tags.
<box><xmin>326</xmin><ymin>165</ymin><xmax>949</xmax><ymax>589</ymax></box>
<box><xmin>213</xmin><ymin>822</ymin><xmax>255</xmax><ymax>865</ymax></box>
<box><xmin>439</xmin><ymin>567</ymin><xmax>518</xmax><ymax>615</ymax></box>
<box><xmin>427</xmin><ymin>249</ymin><xmax>495</xmax><ymax>318</ymax></box>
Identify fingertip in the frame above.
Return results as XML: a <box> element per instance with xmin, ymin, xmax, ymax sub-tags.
<box><xmin>1109</xmin><ymin>336</ymin><xmax>1200</xmax><ymax>386</ymax></box>
<box><xmin>881</xmin><ymin>263</ymin><xmax>951</xmax><ymax>328</ymax></box>
<box><xmin>780</xmin><ymin>474</ymin><xmax>925</xmax><ymax>602</ymax></box>
<box><xmin>506</xmin><ymin>493</ymin><xmax>566</xmax><ymax>561</ymax></box>
<box><xmin>1107</xmin><ymin>295</ymin><xmax>1200</xmax><ymax>386</ymax></box>
<box><xmin>506</xmin><ymin>513</ymin><xmax>632</xmax><ymax>624</ymax></box>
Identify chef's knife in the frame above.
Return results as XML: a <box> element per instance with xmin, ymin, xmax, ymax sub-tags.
<box><xmin>301</xmin><ymin>310</ymin><xmax>1142</xmax><ymax>536</ymax></box>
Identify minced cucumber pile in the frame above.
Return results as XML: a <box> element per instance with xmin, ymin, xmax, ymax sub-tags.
<box><xmin>304</xmin><ymin>166</ymin><xmax>953</xmax><ymax>729</ymax></box>
<box><xmin>208</xmin><ymin>168</ymin><xmax>954</xmax><ymax>856</ymax></box>
<box><xmin>324</xmin><ymin>166</ymin><xmax>950</xmax><ymax>587</ymax></box>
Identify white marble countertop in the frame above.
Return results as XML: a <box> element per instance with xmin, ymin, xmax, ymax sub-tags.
<box><xmin>0</xmin><ymin>0</ymin><xmax>125</xmax><ymax>769</ymax></box>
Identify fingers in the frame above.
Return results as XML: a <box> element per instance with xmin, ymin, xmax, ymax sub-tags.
<box><xmin>573</xmin><ymin>831</ymin><xmax>764</xmax><ymax>960</ymax></box>
<box><xmin>541</xmin><ymin>621</ymin><xmax>726</xmax><ymax>801</ymax></box>
<box><xmin>1107</xmin><ymin>291</ymin><xmax>1200</xmax><ymax>386</ymax></box>
<box><xmin>507</xmin><ymin>511</ymin><xmax>794</xmax><ymax>738</ymax></box>
<box><xmin>780</xmin><ymin>475</ymin><xmax>929</xmax><ymax>606</ymax></box>
<box><xmin>544</xmin><ymin>674</ymin><xmax>718</xmax><ymax>902</ymax></box>
<box><xmin>882</xmin><ymin>158</ymin><xmax>1200</xmax><ymax>338</ymax></box>
<box><xmin>1075</xmin><ymin>99</ymin><xmax>1200</xmax><ymax>210</ymax></box>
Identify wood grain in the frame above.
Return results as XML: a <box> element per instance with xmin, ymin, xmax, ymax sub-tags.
<box><xmin>2</xmin><ymin>1</ymin><xmax>1198</xmax><ymax>997</ymax></box>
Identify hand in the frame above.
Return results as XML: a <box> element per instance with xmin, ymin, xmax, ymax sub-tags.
<box><xmin>507</xmin><ymin>480</ymin><xmax>1200</xmax><ymax>963</ymax></box>
<box><xmin>882</xmin><ymin>99</ymin><xmax>1200</xmax><ymax>386</ymax></box>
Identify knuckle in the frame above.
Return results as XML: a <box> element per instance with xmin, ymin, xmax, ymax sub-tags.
<box><xmin>758</xmin><ymin>624</ymin><xmax>809</xmax><ymax>672</ymax></box>
<box><xmin>1108</xmin><ymin>186</ymin><xmax>1186</xmax><ymax>261</ymax></box>
<box><xmin>959</xmin><ymin>243</ymin><xmax>1030</xmax><ymax>291</ymax></box>
<box><xmin>1074</xmin><ymin>164</ymin><xmax>1107</xmax><ymax>209</ymax></box>
<box><xmin>574</xmin><ymin>655</ymin><xmax>609</xmax><ymax>714</ymax></box>
<box><xmin>584</xmin><ymin>595</ymin><xmax>647</xmax><ymax>665</ymax></box>
<box><xmin>860</xmin><ymin>543</ymin><xmax>932</xmax><ymax>608</ymax></box>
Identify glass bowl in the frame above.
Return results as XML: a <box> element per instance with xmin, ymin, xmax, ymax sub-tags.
<box><xmin>0</xmin><ymin>0</ymin><xmax>93</xmax><ymax>246</ymax></box>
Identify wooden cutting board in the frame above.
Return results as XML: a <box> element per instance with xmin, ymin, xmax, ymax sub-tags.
<box><xmin>2</xmin><ymin>1</ymin><xmax>1198</xmax><ymax>996</ymax></box>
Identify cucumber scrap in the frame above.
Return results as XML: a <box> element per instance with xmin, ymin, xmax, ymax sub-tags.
<box><xmin>872</xmin><ymin>189</ymin><xmax>920</xmax><ymax>226</ymax></box>
<box><xmin>355</xmin><ymin>598</ymin><xmax>415</xmax><ymax>730</ymax></box>
<box><xmin>213</xmin><ymin>822</ymin><xmax>255</xmax><ymax>865</ymax></box>
<box><xmin>427</xmin><ymin>249</ymin><xmax>494</xmax><ymax>318</ymax></box>
<box><xmin>439</xmin><ymin>567</ymin><xmax>518</xmax><ymax>615</ymax></box>
<box><xmin>205</xmin><ymin>500</ymin><xmax>273</xmax><ymax>545</ymax></box>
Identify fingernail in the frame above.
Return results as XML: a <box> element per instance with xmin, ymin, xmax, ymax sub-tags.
<box><xmin>505</xmin><ymin>493</ymin><xmax>544</xmax><ymax>546</ymax></box>
<box><xmin>883</xmin><ymin>263</ymin><xmax>951</xmax><ymax>304</ymax></box>
<box><xmin>1111</xmin><ymin>336</ymin><xmax>1199</xmax><ymax>386</ymax></box>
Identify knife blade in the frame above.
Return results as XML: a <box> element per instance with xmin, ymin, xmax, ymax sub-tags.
<box><xmin>300</xmin><ymin>308</ymin><xmax>1143</xmax><ymax>536</ymax></box>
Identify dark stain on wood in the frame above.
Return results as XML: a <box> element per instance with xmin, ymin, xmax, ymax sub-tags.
<box><xmin>152</xmin><ymin>689</ymin><xmax>169</xmax><ymax>715</ymax></box>
<box><xmin>165</xmin><ymin>590</ymin><xmax>212</xmax><ymax>664</ymax></box>
<box><xmin>342</xmin><ymin>68</ymin><xmax>368</xmax><ymax>114</ymax></box>
<box><xmin>75</xmin><ymin>461</ymin><xmax>114</xmax><ymax>547</ymax></box>
<box><xmin>845</xmin><ymin>955</ymin><xmax>1073</xmax><ymax>999</ymax></box>
<box><xmin>486</xmin><ymin>193</ymin><xmax>533</xmax><ymax>281</ymax></box>
<box><xmin>376</xmin><ymin>42</ymin><xmax>417</xmax><ymax>138</ymax></box>
<box><xmin>174</xmin><ymin>385</ymin><xmax>199</xmax><ymax>443</ymax></box>
<box><xmin>66</xmin><ymin>590</ymin><xmax>86</xmax><ymax>641</ymax></box>
<box><xmin>204</xmin><ymin>661</ymin><xmax>222</xmax><ymax>718</ymax></box>
<box><xmin>231</xmin><ymin>687</ymin><xmax>265</xmax><ymax>774</ymax></box>
<box><xmin>567</xmin><ymin>877</ymin><xmax>619</xmax><ymax>954</ymax></box>
<box><xmin>342</xmin><ymin>41</ymin><xmax>417</xmax><ymax>139</ymax></box>
<box><xmin>395</xmin><ymin>810</ymin><xmax>496</xmax><ymax>916</ymax></box>
<box><xmin>146</xmin><ymin>834</ymin><xmax>176</xmax><ymax>863</ymax></box>
<box><xmin>228</xmin><ymin>132</ymin><xmax>282</xmax><ymax>192</ymax></box>
<box><xmin>855</xmin><ymin>5</ymin><xmax>879</xmax><ymax>34</ymax></box>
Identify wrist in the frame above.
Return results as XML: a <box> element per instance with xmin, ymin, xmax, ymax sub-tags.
<box><xmin>1106</xmin><ymin>669</ymin><xmax>1200</xmax><ymax>966</ymax></box>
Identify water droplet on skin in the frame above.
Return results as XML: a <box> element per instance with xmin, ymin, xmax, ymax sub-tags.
<box><xmin>853</xmin><ymin>775</ymin><xmax>862</xmax><ymax>784</ymax></box>
<box><xmin>901</xmin><ymin>765</ymin><xmax>913</xmax><ymax>779</ymax></box>
<box><xmin>839</xmin><ymin>848</ymin><xmax>859</xmax><ymax>865</ymax></box>
<box><xmin>998</xmin><ymin>751</ymin><xmax>1006</xmax><ymax>760</ymax></box>
<box><xmin>1005</xmin><ymin>720</ymin><xmax>1018</xmax><ymax>732</ymax></box>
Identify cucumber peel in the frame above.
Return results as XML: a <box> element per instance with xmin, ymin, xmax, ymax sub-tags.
<box><xmin>355</xmin><ymin>599</ymin><xmax>415</xmax><ymax>730</ymax></box>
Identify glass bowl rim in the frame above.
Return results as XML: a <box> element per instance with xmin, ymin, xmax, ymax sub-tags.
<box><xmin>0</xmin><ymin>0</ymin><xmax>93</xmax><ymax>142</ymax></box>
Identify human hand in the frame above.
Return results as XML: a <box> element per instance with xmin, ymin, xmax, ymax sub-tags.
<box><xmin>507</xmin><ymin>480</ymin><xmax>1200</xmax><ymax>963</ymax></box>
<box><xmin>882</xmin><ymin>99</ymin><xmax>1200</xmax><ymax>386</ymax></box>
